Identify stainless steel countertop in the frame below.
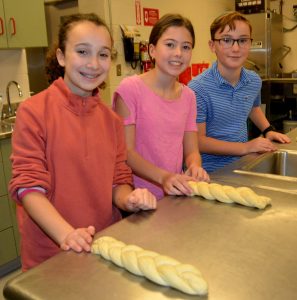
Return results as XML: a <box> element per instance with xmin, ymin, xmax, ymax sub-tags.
<box><xmin>4</xmin><ymin>130</ymin><xmax>297</xmax><ymax>300</ymax></box>
<box><xmin>211</xmin><ymin>128</ymin><xmax>297</xmax><ymax>194</ymax></box>
<box><xmin>0</xmin><ymin>103</ymin><xmax>19</xmax><ymax>139</ymax></box>
<box><xmin>0</xmin><ymin>122</ymin><xmax>13</xmax><ymax>139</ymax></box>
<box><xmin>4</xmin><ymin>188</ymin><xmax>297</xmax><ymax>300</ymax></box>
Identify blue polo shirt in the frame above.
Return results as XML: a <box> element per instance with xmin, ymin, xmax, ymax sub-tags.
<box><xmin>188</xmin><ymin>61</ymin><xmax>261</xmax><ymax>173</ymax></box>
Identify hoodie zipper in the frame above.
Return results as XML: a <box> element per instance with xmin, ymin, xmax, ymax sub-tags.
<box><xmin>81</xmin><ymin>99</ymin><xmax>88</xmax><ymax>158</ymax></box>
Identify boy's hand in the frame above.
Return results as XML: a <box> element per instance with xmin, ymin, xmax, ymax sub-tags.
<box><xmin>266</xmin><ymin>131</ymin><xmax>291</xmax><ymax>144</ymax></box>
<box><xmin>124</xmin><ymin>188</ymin><xmax>157</xmax><ymax>212</ymax></box>
<box><xmin>245</xmin><ymin>137</ymin><xmax>277</xmax><ymax>154</ymax></box>
<box><xmin>60</xmin><ymin>225</ymin><xmax>95</xmax><ymax>252</ymax></box>
<box><xmin>185</xmin><ymin>165</ymin><xmax>210</xmax><ymax>182</ymax></box>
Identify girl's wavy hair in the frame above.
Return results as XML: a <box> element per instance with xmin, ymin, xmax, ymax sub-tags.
<box><xmin>45</xmin><ymin>13</ymin><xmax>112</xmax><ymax>86</ymax></box>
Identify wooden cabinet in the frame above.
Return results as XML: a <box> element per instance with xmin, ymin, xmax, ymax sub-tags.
<box><xmin>0</xmin><ymin>0</ymin><xmax>47</xmax><ymax>48</ymax></box>
<box><xmin>0</xmin><ymin>138</ymin><xmax>20</xmax><ymax>275</ymax></box>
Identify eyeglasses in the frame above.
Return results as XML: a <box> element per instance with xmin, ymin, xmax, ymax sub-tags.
<box><xmin>213</xmin><ymin>38</ymin><xmax>253</xmax><ymax>49</ymax></box>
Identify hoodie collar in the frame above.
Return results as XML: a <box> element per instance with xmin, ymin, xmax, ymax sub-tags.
<box><xmin>51</xmin><ymin>77</ymin><xmax>100</xmax><ymax>115</ymax></box>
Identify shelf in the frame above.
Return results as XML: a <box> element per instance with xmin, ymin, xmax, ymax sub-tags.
<box><xmin>262</xmin><ymin>78</ymin><xmax>297</xmax><ymax>84</ymax></box>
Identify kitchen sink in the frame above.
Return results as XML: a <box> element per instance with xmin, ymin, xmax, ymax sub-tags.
<box><xmin>234</xmin><ymin>149</ymin><xmax>297</xmax><ymax>182</ymax></box>
<box><xmin>0</xmin><ymin>118</ymin><xmax>14</xmax><ymax>138</ymax></box>
<box><xmin>1</xmin><ymin>115</ymin><xmax>16</xmax><ymax>126</ymax></box>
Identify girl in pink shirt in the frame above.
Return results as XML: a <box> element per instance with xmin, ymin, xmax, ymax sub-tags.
<box><xmin>114</xmin><ymin>14</ymin><xmax>209</xmax><ymax>200</ymax></box>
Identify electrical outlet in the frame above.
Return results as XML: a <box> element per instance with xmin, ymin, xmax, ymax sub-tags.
<box><xmin>116</xmin><ymin>64</ymin><xmax>121</xmax><ymax>76</ymax></box>
<box><xmin>293</xmin><ymin>5</ymin><xmax>297</xmax><ymax>18</ymax></box>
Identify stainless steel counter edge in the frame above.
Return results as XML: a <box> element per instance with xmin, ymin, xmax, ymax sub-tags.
<box><xmin>4</xmin><ymin>190</ymin><xmax>297</xmax><ymax>300</ymax></box>
<box><xmin>3</xmin><ymin>130</ymin><xmax>297</xmax><ymax>300</ymax></box>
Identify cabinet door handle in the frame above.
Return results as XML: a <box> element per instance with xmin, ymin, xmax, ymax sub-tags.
<box><xmin>9</xmin><ymin>17</ymin><xmax>16</xmax><ymax>35</ymax></box>
<box><xmin>0</xmin><ymin>17</ymin><xmax>4</xmax><ymax>35</ymax></box>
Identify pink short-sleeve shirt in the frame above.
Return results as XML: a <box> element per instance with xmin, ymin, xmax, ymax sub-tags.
<box><xmin>113</xmin><ymin>75</ymin><xmax>197</xmax><ymax>199</ymax></box>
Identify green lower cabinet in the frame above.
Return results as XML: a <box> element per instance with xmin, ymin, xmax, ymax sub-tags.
<box><xmin>0</xmin><ymin>195</ymin><xmax>11</xmax><ymax>231</ymax></box>
<box><xmin>1</xmin><ymin>138</ymin><xmax>12</xmax><ymax>183</ymax></box>
<box><xmin>0</xmin><ymin>227</ymin><xmax>18</xmax><ymax>266</ymax></box>
<box><xmin>8</xmin><ymin>201</ymin><xmax>20</xmax><ymax>256</ymax></box>
<box><xmin>0</xmin><ymin>137</ymin><xmax>20</xmax><ymax>273</ymax></box>
<box><xmin>0</xmin><ymin>161</ymin><xmax>6</xmax><ymax>196</ymax></box>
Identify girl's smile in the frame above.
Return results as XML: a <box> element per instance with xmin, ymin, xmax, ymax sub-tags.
<box><xmin>56</xmin><ymin>21</ymin><xmax>112</xmax><ymax>97</ymax></box>
<box><xmin>149</xmin><ymin>26</ymin><xmax>193</xmax><ymax>77</ymax></box>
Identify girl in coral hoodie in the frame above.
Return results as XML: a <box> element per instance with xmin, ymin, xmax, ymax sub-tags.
<box><xmin>9</xmin><ymin>13</ymin><xmax>156</xmax><ymax>271</ymax></box>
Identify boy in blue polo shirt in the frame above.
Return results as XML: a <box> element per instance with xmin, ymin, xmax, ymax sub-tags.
<box><xmin>188</xmin><ymin>11</ymin><xmax>290</xmax><ymax>173</ymax></box>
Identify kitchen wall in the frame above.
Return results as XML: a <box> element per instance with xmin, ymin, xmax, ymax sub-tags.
<box><xmin>1</xmin><ymin>0</ymin><xmax>297</xmax><ymax>107</ymax></box>
<box><xmin>270</xmin><ymin>0</ymin><xmax>297</xmax><ymax>73</ymax></box>
<box><xmin>78</xmin><ymin>0</ymin><xmax>234</xmax><ymax>104</ymax></box>
<box><xmin>45</xmin><ymin>0</ymin><xmax>79</xmax><ymax>46</ymax></box>
<box><xmin>0</xmin><ymin>50</ymin><xmax>30</xmax><ymax>106</ymax></box>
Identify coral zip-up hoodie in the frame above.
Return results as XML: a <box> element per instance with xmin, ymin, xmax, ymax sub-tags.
<box><xmin>9</xmin><ymin>78</ymin><xmax>133</xmax><ymax>270</ymax></box>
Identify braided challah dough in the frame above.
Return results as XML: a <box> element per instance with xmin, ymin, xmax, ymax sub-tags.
<box><xmin>188</xmin><ymin>181</ymin><xmax>271</xmax><ymax>209</ymax></box>
<box><xmin>91</xmin><ymin>236</ymin><xmax>208</xmax><ymax>295</ymax></box>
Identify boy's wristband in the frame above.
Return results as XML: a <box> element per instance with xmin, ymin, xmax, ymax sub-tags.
<box><xmin>262</xmin><ymin>125</ymin><xmax>275</xmax><ymax>137</ymax></box>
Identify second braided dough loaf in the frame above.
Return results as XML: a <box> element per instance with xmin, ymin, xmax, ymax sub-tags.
<box><xmin>91</xmin><ymin>236</ymin><xmax>208</xmax><ymax>296</ymax></box>
<box><xmin>188</xmin><ymin>181</ymin><xmax>271</xmax><ymax>209</ymax></box>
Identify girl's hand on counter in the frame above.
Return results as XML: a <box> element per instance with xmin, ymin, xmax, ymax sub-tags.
<box><xmin>185</xmin><ymin>165</ymin><xmax>210</xmax><ymax>182</ymax></box>
<box><xmin>124</xmin><ymin>188</ymin><xmax>157</xmax><ymax>212</ymax></box>
<box><xmin>60</xmin><ymin>225</ymin><xmax>95</xmax><ymax>252</ymax></box>
<box><xmin>162</xmin><ymin>173</ymin><xmax>195</xmax><ymax>196</ymax></box>
<box><xmin>266</xmin><ymin>131</ymin><xmax>291</xmax><ymax>144</ymax></box>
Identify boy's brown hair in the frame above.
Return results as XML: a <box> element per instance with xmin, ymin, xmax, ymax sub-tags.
<box><xmin>210</xmin><ymin>11</ymin><xmax>252</xmax><ymax>40</ymax></box>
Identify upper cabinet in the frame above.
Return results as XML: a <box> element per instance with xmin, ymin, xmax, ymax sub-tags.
<box><xmin>0</xmin><ymin>0</ymin><xmax>48</xmax><ymax>49</ymax></box>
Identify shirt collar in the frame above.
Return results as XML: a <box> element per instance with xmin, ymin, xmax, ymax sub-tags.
<box><xmin>212</xmin><ymin>61</ymin><xmax>251</xmax><ymax>88</ymax></box>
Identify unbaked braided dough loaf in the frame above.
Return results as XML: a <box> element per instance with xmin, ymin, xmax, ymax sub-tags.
<box><xmin>188</xmin><ymin>181</ymin><xmax>271</xmax><ymax>209</ymax></box>
<box><xmin>91</xmin><ymin>236</ymin><xmax>208</xmax><ymax>296</ymax></box>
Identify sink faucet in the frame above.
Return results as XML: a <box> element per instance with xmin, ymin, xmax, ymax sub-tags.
<box><xmin>6</xmin><ymin>81</ymin><xmax>23</xmax><ymax>116</ymax></box>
